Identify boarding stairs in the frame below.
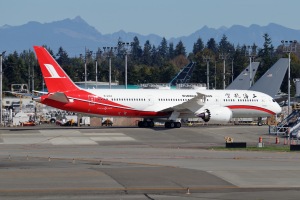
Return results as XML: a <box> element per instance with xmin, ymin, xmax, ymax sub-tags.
<box><xmin>169</xmin><ymin>62</ymin><xmax>195</xmax><ymax>86</ymax></box>
<box><xmin>290</xmin><ymin>123</ymin><xmax>300</xmax><ymax>138</ymax></box>
<box><xmin>269</xmin><ymin>109</ymin><xmax>300</xmax><ymax>136</ymax></box>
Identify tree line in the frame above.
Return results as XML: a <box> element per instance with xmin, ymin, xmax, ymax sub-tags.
<box><xmin>2</xmin><ymin>33</ymin><xmax>300</xmax><ymax>95</ymax></box>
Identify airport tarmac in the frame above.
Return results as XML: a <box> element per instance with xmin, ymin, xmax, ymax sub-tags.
<box><xmin>1</xmin><ymin>125</ymin><xmax>300</xmax><ymax>199</ymax></box>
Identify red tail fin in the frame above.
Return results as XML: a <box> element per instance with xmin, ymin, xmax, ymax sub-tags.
<box><xmin>33</xmin><ymin>46</ymin><xmax>79</xmax><ymax>93</ymax></box>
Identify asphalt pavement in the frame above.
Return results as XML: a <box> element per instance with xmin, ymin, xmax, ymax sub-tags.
<box><xmin>0</xmin><ymin>125</ymin><xmax>299</xmax><ymax>199</ymax></box>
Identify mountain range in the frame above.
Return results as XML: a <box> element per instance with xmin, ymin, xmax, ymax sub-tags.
<box><xmin>1</xmin><ymin>16</ymin><xmax>300</xmax><ymax>56</ymax></box>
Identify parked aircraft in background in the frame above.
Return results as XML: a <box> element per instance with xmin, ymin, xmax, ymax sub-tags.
<box><xmin>33</xmin><ymin>46</ymin><xmax>281</xmax><ymax>128</ymax></box>
<box><xmin>250</xmin><ymin>58</ymin><xmax>289</xmax><ymax>98</ymax></box>
<box><xmin>227</xmin><ymin>58</ymin><xmax>289</xmax><ymax>100</ymax></box>
<box><xmin>226</xmin><ymin>62</ymin><xmax>260</xmax><ymax>90</ymax></box>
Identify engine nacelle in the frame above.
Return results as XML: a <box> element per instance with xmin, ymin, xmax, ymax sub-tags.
<box><xmin>195</xmin><ymin>106</ymin><xmax>232</xmax><ymax>123</ymax></box>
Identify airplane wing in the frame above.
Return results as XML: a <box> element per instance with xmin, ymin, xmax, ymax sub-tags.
<box><xmin>159</xmin><ymin>92</ymin><xmax>206</xmax><ymax>113</ymax></box>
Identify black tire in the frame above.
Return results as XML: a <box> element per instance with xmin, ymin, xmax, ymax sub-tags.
<box><xmin>165</xmin><ymin>122</ymin><xmax>170</xmax><ymax>128</ymax></box>
<box><xmin>138</xmin><ymin>121</ymin><xmax>143</xmax><ymax>128</ymax></box>
<box><xmin>148</xmin><ymin>121</ymin><xmax>154</xmax><ymax>128</ymax></box>
<box><xmin>257</xmin><ymin>122</ymin><xmax>262</xmax><ymax>126</ymax></box>
<box><xmin>175</xmin><ymin>122</ymin><xmax>181</xmax><ymax>128</ymax></box>
<box><xmin>142</xmin><ymin>121</ymin><xmax>148</xmax><ymax>127</ymax></box>
<box><xmin>170</xmin><ymin>122</ymin><xmax>175</xmax><ymax>128</ymax></box>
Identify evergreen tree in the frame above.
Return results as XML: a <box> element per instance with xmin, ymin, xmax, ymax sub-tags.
<box><xmin>142</xmin><ymin>40</ymin><xmax>152</xmax><ymax>66</ymax></box>
<box><xmin>231</xmin><ymin>45</ymin><xmax>248</xmax><ymax>82</ymax></box>
<box><xmin>159</xmin><ymin>64</ymin><xmax>177</xmax><ymax>83</ymax></box>
<box><xmin>131</xmin><ymin>36</ymin><xmax>143</xmax><ymax>64</ymax></box>
<box><xmin>174</xmin><ymin>40</ymin><xmax>186</xmax><ymax>57</ymax></box>
<box><xmin>206</xmin><ymin>38</ymin><xmax>218</xmax><ymax>53</ymax></box>
<box><xmin>4</xmin><ymin>52</ymin><xmax>28</xmax><ymax>91</ymax></box>
<box><xmin>68</xmin><ymin>56</ymin><xmax>85</xmax><ymax>82</ymax></box>
<box><xmin>56</xmin><ymin>46</ymin><xmax>69</xmax><ymax>66</ymax></box>
<box><xmin>191</xmin><ymin>48</ymin><xmax>214</xmax><ymax>85</ymax></box>
<box><xmin>19</xmin><ymin>50</ymin><xmax>38</xmax><ymax>90</ymax></box>
<box><xmin>158</xmin><ymin>37</ymin><xmax>168</xmax><ymax>60</ymax></box>
<box><xmin>193</xmin><ymin>37</ymin><xmax>204</xmax><ymax>55</ymax></box>
<box><xmin>168</xmin><ymin>42</ymin><xmax>175</xmax><ymax>59</ymax></box>
<box><xmin>218</xmin><ymin>34</ymin><xmax>234</xmax><ymax>53</ymax></box>
<box><xmin>151</xmin><ymin>45</ymin><xmax>158</xmax><ymax>66</ymax></box>
<box><xmin>256</xmin><ymin>33</ymin><xmax>276</xmax><ymax>78</ymax></box>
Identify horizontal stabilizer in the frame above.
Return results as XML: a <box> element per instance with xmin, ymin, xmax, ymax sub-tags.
<box><xmin>32</xmin><ymin>90</ymin><xmax>48</xmax><ymax>95</ymax></box>
<box><xmin>5</xmin><ymin>91</ymin><xmax>40</xmax><ymax>99</ymax></box>
<box><xmin>46</xmin><ymin>92</ymin><xmax>69</xmax><ymax>103</ymax></box>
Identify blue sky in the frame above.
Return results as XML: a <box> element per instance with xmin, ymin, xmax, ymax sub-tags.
<box><xmin>1</xmin><ymin>0</ymin><xmax>299</xmax><ymax>38</ymax></box>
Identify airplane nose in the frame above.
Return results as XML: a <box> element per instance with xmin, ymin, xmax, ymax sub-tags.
<box><xmin>274</xmin><ymin>103</ymin><xmax>282</xmax><ymax>114</ymax></box>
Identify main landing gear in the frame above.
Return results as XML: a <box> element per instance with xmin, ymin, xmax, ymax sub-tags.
<box><xmin>138</xmin><ymin>120</ymin><xmax>154</xmax><ymax>128</ymax></box>
<box><xmin>164</xmin><ymin>121</ymin><xmax>181</xmax><ymax>128</ymax></box>
<box><xmin>137</xmin><ymin>120</ymin><xmax>181</xmax><ymax>128</ymax></box>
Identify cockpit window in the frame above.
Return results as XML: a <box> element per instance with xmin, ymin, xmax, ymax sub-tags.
<box><xmin>272</xmin><ymin>99</ymin><xmax>276</xmax><ymax>102</ymax></box>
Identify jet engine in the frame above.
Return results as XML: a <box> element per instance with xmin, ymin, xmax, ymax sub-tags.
<box><xmin>195</xmin><ymin>106</ymin><xmax>232</xmax><ymax>123</ymax></box>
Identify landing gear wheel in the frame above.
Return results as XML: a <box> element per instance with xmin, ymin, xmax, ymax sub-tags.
<box><xmin>138</xmin><ymin>121</ymin><xmax>143</xmax><ymax>128</ymax></box>
<box><xmin>142</xmin><ymin>121</ymin><xmax>148</xmax><ymax>127</ymax></box>
<box><xmin>170</xmin><ymin>122</ymin><xmax>175</xmax><ymax>128</ymax></box>
<box><xmin>257</xmin><ymin>122</ymin><xmax>262</xmax><ymax>126</ymax></box>
<box><xmin>175</xmin><ymin>122</ymin><xmax>181</xmax><ymax>128</ymax></box>
<box><xmin>164</xmin><ymin>121</ymin><xmax>181</xmax><ymax>128</ymax></box>
<box><xmin>148</xmin><ymin>121</ymin><xmax>154</xmax><ymax>128</ymax></box>
<box><xmin>138</xmin><ymin>120</ymin><xmax>155</xmax><ymax>128</ymax></box>
<box><xmin>165</xmin><ymin>122</ymin><xmax>170</xmax><ymax>128</ymax></box>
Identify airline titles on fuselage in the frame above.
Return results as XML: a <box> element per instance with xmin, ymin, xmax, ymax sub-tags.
<box><xmin>225</xmin><ymin>93</ymin><xmax>258</xmax><ymax>99</ymax></box>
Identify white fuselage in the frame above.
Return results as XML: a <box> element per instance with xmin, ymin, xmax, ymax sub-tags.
<box><xmin>84</xmin><ymin>88</ymin><xmax>281</xmax><ymax>119</ymax></box>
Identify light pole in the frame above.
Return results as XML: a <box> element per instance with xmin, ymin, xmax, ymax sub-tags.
<box><xmin>118</xmin><ymin>42</ymin><xmax>132</xmax><ymax>89</ymax></box>
<box><xmin>0</xmin><ymin>51</ymin><xmax>6</xmax><ymax>126</ymax></box>
<box><xmin>281</xmin><ymin>40</ymin><xmax>297</xmax><ymax>115</ymax></box>
<box><xmin>219</xmin><ymin>51</ymin><xmax>230</xmax><ymax>90</ymax></box>
<box><xmin>103</xmin><ymin>47</ymin><xmax>117</xmax><ymax>89</ymax></box>
<box><xmin>246</xmin><ymin>45</ymin><xmax>257</xmax><ymax>87</ymax></box>
<box><xmin>83</xmin><ymin>47</ymin><xmax>88</xmax><ymax>89</ymax></box>
<box><xmin>84</xmin><ymin>61</ymin><xmax>87</xmax><ymax>89</ymax></box>
<box><xmin>94</xmin><ymin>50</ymin><xmax>102</xmax><ymax>89</ymax></box>
<box><xmin>203</xmin><ymin>56</ymin><xmax>211</xmax><ymax>89</ymax></box>
<box><xmin>214</xmin><ymin>61</ymin><xmax>217</xmax><ymax>89</ymax></box>
<box><xmin>231</xmin><ymin>58</ymin><xmax>234</xmax><ymax>83</ymax></box>
<box><xmin>32</xmin><ymin>60</ymin><xmax>34</xmax><ymax>92</ymax></box>
<box><xmin>125</xmin><ymin>52</ymin><xmax>127</xmax><ymax>89</ymax></box>
<box><xmin>95</xmin><ymin>58</ymin><xmax>98</xmax><ymax>89</ymax></box>
<box><xmin>28</xmin><ymin>61</ymin><xmax>31</xmax><ymax>93</ymax></box>
<box><xmin>82</xmin><ymin>49</ymin><xmax>94</xmax><ymax>89</ymax></box>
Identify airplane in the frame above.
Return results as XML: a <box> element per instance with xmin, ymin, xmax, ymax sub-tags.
<box><xmin>33</xmin><ymin>46</ymin><xmax>282</xmax><ymax>128</ymax></box>
<box><xmin>226</xmin><ymin>58</ymin><xmax>289</xmax><ymax>99</ymax></box>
